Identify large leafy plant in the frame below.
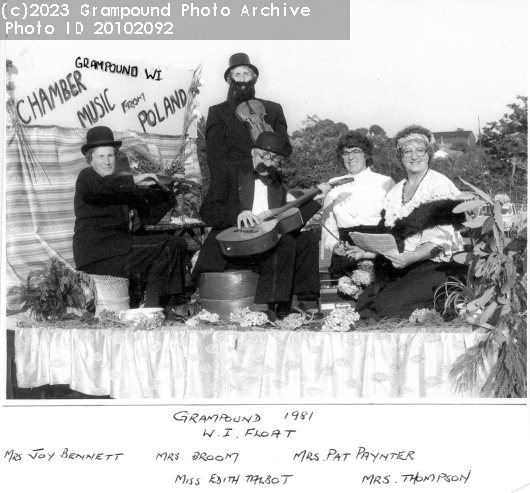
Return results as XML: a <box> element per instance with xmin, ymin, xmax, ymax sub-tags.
<box><xmin>10</xmin><ymin>259</ymin><xmax>93</xmax><ymax>322</ymax></box>
<box><xmin>444</xmin><ymin>179</ymin><xmax>527</xmax><ymax>397</ymax></box>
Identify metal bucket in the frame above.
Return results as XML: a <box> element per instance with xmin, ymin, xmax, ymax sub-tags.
<box><xmin>198</xmin><ymin>270</ymin><xmax>259</xmax><ymax>320</ymax></box>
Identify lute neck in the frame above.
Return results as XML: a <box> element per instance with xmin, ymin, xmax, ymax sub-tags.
<box><xmin>266</xmin><ymin>188</ymin><xmax>320</xmax><ymax>219</ymax></box>
<box><xmin>261</xmin><ymin>177</ymin><xmax>354</xmax><ymax>221</ymax></box>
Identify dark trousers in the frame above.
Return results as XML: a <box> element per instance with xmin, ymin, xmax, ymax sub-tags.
<box><xmin>226</xmin><ymin>231</ymin><xmax>320</xmax><ymax>304</ymax></box>
<box><xmin>355</xmin><ymin>261</ymin><xmax>449</xmax><ymax>321</ymax></box>
<box><xmin>81</xmin><ymin>234</ymin><xmax>188</xmax><ymax>307</ymax></box>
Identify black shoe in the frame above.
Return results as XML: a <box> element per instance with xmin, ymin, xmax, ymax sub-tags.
<box><xmin>275</xmin><ymin>300</ymin><xmax>294</xmax><ymax>320</ymax></box>
<box><xmin>264</xmin><ymin>309</ymin><xmax>278</xmax><ymax>322</ymax></box>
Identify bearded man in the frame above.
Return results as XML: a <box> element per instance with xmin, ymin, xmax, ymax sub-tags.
<box><xmin>205</xmin><ymin>53</ymin><xmax>292</xmax><ymax>172</ymax></box>
<box><xmin>193</xmin><ymin>131</ymin><xmax>329</xmax><ymax>320</ymax></box>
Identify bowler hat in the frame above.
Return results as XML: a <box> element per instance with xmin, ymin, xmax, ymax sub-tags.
<box><xmin>224</xmin><ymin>53</ymin><xmax>259</xmax><ymax>81</ymax></box>
<box><xmin>254</xmin><ymin>131</ymin><xmax>291</xmax><ymax>157</ymax></box>
<box><xmin>81</xmin><ymin>126</ymin><xmax>122</xmax><ymax>155</ymax></box>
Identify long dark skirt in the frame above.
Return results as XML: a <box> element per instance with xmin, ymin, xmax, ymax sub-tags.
<box><xmin>328</xmin><ymin>225</ymin><xmax>380</xmax><ymax>279</ymax></box>
<box><xmin>355</xmin><ymin>260</ymin><xmax>461</xmax><ymax>321</ymax></box>
<box><xmin>80</xmin><ymin>234</ymin><xmax>188</xmax><ymax>307</ymax></box>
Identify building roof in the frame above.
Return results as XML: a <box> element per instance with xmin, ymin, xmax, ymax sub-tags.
<box><xmin>434</xmin><ymin>149</ymin><xmax>464</xmax><ymax>159</ymax></box>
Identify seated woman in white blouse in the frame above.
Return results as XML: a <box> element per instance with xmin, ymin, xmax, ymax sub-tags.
<box><xmin>355</xmin><ymin>125</ymin><xmax>467</xmax><ymax>321</ymax></box>
<box><xmin>323</xmin><ymin>130</ymin><xmax>395</xmax><ymax>278</ymax></box>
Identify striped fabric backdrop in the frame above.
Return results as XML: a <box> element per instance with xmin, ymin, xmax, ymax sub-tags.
<box><xmin>5</xmin><ymin>125</ymin><xmax>200</xmax><ymax>310</ymax></box>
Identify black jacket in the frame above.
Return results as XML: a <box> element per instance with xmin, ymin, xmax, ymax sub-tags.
<box><xmin>73</xmin><ymin>167</ymin><xmax>173</xmax><ymax>269</ymax></box>
<box><xmin>192</xmin><ymin>160</ymin><xmax>320</xmax><ymax>277</ymax></box>
<box><xmin>205</xmin><ymin>98</ymin><xmax>292</xmax><ymax>171</ymax></box>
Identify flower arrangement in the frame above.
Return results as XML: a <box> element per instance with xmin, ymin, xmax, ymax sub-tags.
<box><xmin>409</xmin><ymin>308</ymin><xmax>444</xmax><ymax>325</ymax></box>
<box><xmin>275</xmin><ymin>313</ymin><xmax>305</xmax><ymax>330</ymax></box>
<box><xmin>120</xmin><ymin>310</ymin><xmax>165</xmax><ymax>330</ymax></box>
<box><xmin>185</xmin><ymin>309</ymin><xmax>221</xmax><ymax>327</ymax></box>
<box><xmin>321</xmin><ymin>307</ymin><xmax>360</xmax><ymax>332</ymax></box>
<box><xmin>337</xmin><ymin>260</ymin><xmax>373</xmax><ymax>300</ymax></box>
<box><xmin>337</xmin><ymin>277</ymin><xmax>361</xmax><ymax>298</ymax></box>
<box><xmin>229</xmin><ymin>307</ymin><xmax>269</xmax><ymax>327</ymax></box>
<box><xmin>436</xmin><ymin>179</ymin><xmax>527</xmax><ymax>397</ymax></box>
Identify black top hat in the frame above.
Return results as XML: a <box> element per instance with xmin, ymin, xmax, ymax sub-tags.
<box><xmin>224</xmin><ymin>53</ymin><xmax>259</xmax><ymax>81</ymax></box>
<box><xmin>81</xmin><ymin>126</ymin><xmax>122</xmax><ymax>155</ymax></box>
<box><xmin>254</xmin><ymin>131</ymin><xmax>291</xmax><ymax>158</ymax></box>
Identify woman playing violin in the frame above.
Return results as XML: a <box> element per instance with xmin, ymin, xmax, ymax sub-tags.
<box><xmin>323</xmin><ymin>131</ymin><xmax>395</xmax><ymax>279</ymax></box>
<box><xmin>73</xmin><ymin>126</ymin><xmax>188</xmax><ymax>310</ymax></box>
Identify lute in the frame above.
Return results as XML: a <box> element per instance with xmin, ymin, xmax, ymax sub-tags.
<box><xmin>216</xmin><ymin>177</ymin><xmax>355</xmax><ymax>257</ymax></box>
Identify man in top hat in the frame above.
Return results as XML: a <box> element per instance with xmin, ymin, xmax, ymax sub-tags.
<box><xmin>193</xmin><ymin>131</ymin><xmax>329</xmax><ymax>319</ymax></box>
<box><xmin>73</xmin><ymin>125</ymin><xmax>188</xmax><ymax>309</ymax></box>
<box><xmin>205</xmin><ymin>52</ymin><xmax>292</xmax><ymax>172</ymax></box>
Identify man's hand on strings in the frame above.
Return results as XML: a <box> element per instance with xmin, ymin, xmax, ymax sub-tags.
<box><xmin>237</xmin><ymin>210</ymin><xmax>262</xmax><ymax>229</ymax></box>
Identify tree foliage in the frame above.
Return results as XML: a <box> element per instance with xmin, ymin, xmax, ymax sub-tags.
<box><xmin>432</xmin><ymin>148</ymin><xmax>527</xmax><ymax>203</ymax></box>
<box><xmin>481</xmin><ymin>96</ymin><xmax>528</xmax><ymax>164</ymax></box>
<box><xmin>479</xmin><ymin>96</ymin><xmax>528</xmax><ymax>201</ymax></box>
<box><xmin>369</xmin><ymin>124</ymin><xmax>387</xmax><ymax>138</ymax></box>
<box><xmin>282</xmin><ymin>115</ymin><xmax>348</xmax><ymax>189</ymax></box>
<box><xmin>283</xmin><ymin>116</ymin><xmax>405</xmax><ymax>189</ymax></box>
<box><xmin>450</xmin><ymin>141</ymin><xmax>469</xmax><ymax>153</ymax></box>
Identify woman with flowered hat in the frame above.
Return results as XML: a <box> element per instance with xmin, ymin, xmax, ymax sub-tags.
<box><xmin>355</xmin><ymin>125</ymin><xmax>466</xmax><ymax>321</ymax></box>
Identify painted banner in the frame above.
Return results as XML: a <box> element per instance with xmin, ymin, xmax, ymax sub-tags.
<box><xmin>7</xmin><ymin>47</ymin><xmax>194</xmax><ymax>135</ymax></box>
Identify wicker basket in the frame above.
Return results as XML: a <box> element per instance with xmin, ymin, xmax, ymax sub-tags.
<box><xmin>89</xmin><ymin>275</ymin><xmax>130</xmax><ymax>316</ymax></box>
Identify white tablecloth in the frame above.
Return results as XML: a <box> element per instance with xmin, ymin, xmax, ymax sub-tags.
<box><xmin>14</xmin><ymin>326</ymin><xmax>491</xmax><ymax>399</ymax></box>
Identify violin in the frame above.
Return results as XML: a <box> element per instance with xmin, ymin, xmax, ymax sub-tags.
<box><xmin>216</xmin><ymin>177</ymin><xmax>355</xmax><ymax>257</ymax></box>
<box><xmin>116</xmin><ymin>171</ymin><xmax>199</xmax><ymax>189</ymax></box>
<box><xmin>235</xmin><ymin>99</ymin><xmax>274</xmax><ymax>142</ymax></box>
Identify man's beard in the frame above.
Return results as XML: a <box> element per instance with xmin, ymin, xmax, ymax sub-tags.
<box><xmin>227</xmin><ymin>79</ymin><xmax>256</xmax><ymax>104</ymax></box>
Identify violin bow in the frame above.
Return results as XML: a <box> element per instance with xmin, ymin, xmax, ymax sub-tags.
<box><xmin>309</xmin><ymin>216</ymin><xmax>348</xmax><ymax>250</ymax></box>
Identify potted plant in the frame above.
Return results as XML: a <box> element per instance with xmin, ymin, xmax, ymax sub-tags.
<box><xmin>9</xmin><ymin>259</ymin><xmax>93</xmax><ymax>322</ymax></box>
<box><xmin>437</xmin><ymin>179</ymin><xmax>527</xmax><ymax>397</ymax></box>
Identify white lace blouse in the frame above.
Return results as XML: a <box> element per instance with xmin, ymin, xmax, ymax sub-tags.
<box><xmin>383</xmin><ymin>170</ymin><xmax>465</xmax><ymax>262</ymax></box>
<box><xmin>323</xmin><ymin>168</ymin><xmax>395</xmax><ymax>252</ymax></box>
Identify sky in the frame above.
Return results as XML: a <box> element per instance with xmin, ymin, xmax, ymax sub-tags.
<box><xmin>3</xmin><ymin>0</ymin><xmax>528</xmax><ymax>138</ymax></box>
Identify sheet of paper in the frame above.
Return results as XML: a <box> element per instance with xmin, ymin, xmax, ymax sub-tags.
<box><xmin>350</xmin><ymin>232</ymin><xmax>399</xmax><ymax>256</ymax></box>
